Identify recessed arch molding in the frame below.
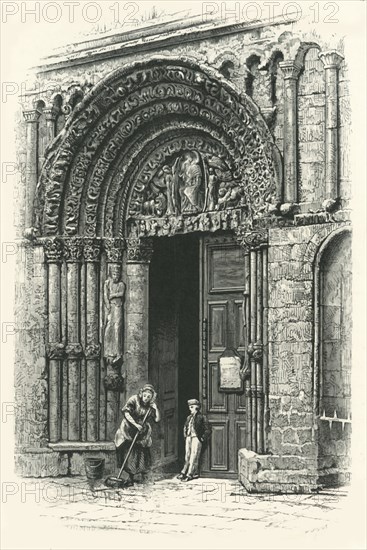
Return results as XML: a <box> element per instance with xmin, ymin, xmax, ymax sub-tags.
<box><xmin>35</xmin><ymin>56</ymin><xmax>282</xmax><ymax>238</ymax></box>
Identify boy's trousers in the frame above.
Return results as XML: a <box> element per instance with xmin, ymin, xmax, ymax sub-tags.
<box><xmin>181</xmin><ymin>436</ymin><xmax>202</xmax><ymax>477</ymax></box>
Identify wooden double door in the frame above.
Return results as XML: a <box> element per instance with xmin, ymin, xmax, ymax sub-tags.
<box><xmin>149</xmin><ymin>233</ymin><xmax>246</xmax><ymax>477</ymax></box>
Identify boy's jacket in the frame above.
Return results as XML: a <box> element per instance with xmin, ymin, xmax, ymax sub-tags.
<box><xmin>183</xmin><ymin>413</ymin><xmax>212</xmax><ymax>443</ymax></box>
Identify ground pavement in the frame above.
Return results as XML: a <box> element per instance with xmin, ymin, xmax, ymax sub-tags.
<box><xmin>2</xmin><ymin>474</ymin><xmax>363</xmax><ymax>549</ymax></box>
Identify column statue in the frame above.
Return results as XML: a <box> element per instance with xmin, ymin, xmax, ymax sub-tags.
<box><xmin>103</xmin><ymin>264</ymin><xmax>126</xmax><ymax>365</ymax></box>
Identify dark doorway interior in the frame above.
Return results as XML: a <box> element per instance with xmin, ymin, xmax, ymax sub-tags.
<box><xmin>149</xmin><ymin>234</ymin><xmax>200</xmax><ymax>469</ymax></box>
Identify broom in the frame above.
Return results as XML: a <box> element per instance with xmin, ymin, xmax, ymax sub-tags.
<box><xmin>104</xmin><ymin>406</ymin><xmax>152</xmax><ymax>489</ymax></box>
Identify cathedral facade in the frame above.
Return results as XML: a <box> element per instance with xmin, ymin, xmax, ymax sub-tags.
<box><xmin>15</xmin><ymin>14</ymin><xmax>352</xmax><ymax>492</ymax></box>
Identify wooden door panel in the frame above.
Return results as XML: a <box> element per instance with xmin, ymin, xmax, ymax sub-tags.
<box><xmin>201</xmin><ymin>234</ymin><xmax>246</xmax><ymax>477</ymax></box>
<box><xmin>209</xmin><ymin>421</ymin><xmax>229</xmax><ymax>470</ymax></box>
<box><xmin>208</xmin><ymin>362</ymin><xmax>228</xmax><ymax>412</ymax></box>
<box><xmin>234</xmin><ymin>300</ymin><xmax>246</xmax><ymax>351</ymax></box>
<box><xmin>209</xmin><ymin>246</ymin><xmax>246</xmax><ymax>292</ymax></box>
<box><xmin>235</xmin><ymin>391</ymin><xmax>247</xmax><ymax>413</ymax></box>
<box><xmin>208</xmin><ymin>301</ymin><xmax>228</xmax><ymax>351</ymax></box>
<box><xmin>163</xmin><ymin>408</ymin><xmax>176</xmax><ymax>457</ymax></box>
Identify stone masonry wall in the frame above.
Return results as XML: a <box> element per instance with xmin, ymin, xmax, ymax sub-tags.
<box><xmin>267</xmin><ymin>222</ymin><xmax>350</xmax><ymax>463</ymax></box>
<box><xmin>13</xmin><ymin>243</ymin><xmax>60</xmax><ymax>476</ymax></box>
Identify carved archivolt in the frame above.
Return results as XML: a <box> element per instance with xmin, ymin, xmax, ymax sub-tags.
<box><xmin>35</xmin><ymin>57</ymin><xmax>282</xmax><ymax>237</ymax></box>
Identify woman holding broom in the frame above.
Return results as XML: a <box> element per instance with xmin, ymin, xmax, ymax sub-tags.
<box><xmin>114</xmin><ymin>384</ymin><xmax>160</xmax><ymax>486</ymax></box>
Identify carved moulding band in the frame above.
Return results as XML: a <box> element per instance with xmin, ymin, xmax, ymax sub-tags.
<box><xmin>83</xmin><ymin>238</ymin><xmax>102</xmax><ymax>262</ymax></box>
<box><xmin>103</xmin><ymin>238</ymin><xmax>126</xmax><ymax>263</ymax></box>
<box><xmin>85</xmin><ymin>343</ymin><xmax>101</xmax><ymax>360</ymax></box>
<box><xmin>35</xmin><ymin>58</ymin><xmax>281</xmax><ymax>238</ymax></box>
<box><xmin>65</xmin><ymin>343</ymin><xmax>84</xmax><ymax>359</ymax></box>
<box><xmin>64</xmin><ymin>238</ymin><xmax>83</xmax><ymax>263</ymax></box>
<box><xmin>46</xmin><ymin>342</ymin><xmax>66</xmax><ymax>360</ymax></box>
<box><xmin>126</xmin><ymin>237</ymin><xmax>154</xmax><ymax>263</ymax></box>
<box><xmin>44</xmin><ymin>238</ymin><xmax>63</xmax><ymax>263</ymax></box>
<box><xmin>248</xmin><ymin>342</ymin><xmax>264</xmax><ymax>362</ymax></box>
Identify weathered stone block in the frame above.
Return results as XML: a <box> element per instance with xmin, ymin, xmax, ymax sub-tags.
<box><xmin>289</xmin><ymin>413</ymin><xmax>313</xmax><ymax>428</ymax></box>
<box><xmin>238</xmin><ymin>449</ymin><xmax>318</xmax><ymax>494</ymax></box>
<box><xmin>268</xmin><ymin>306</ymin><xmax>313</xmax><ymax>324</ymax></box>
<box><xmin>297</xmin><ymin>428</ymin><xmax>313</xmax><ymax>445</ymax></box>
<box><xmin>268</xmin><ymin>279</ymin><xmax>313</xmax><ymax>308</ymax></box>
<box><xmin>268</xmin><ymin>428</ymin><xmax>283</xmax><ymax>453</ymax></box>
<box><xmin>268</xmin><ymin>320</ymin><xmax>312</xmax><ymax>343</ymax></box>
<box><xmin>268</xmin><ymin>245</ymin><xmax>293</xmax><ymax>263</ymax></box>
<box><xmin>271</xmin><ymin>414</ymin><xmax>289</xmax><ymax>428</ymax></box>
<box><xmin>282</xmin><ymin>442</ymin><xmax>316</xmax><ymax>458</ymax></box>
<box><xmin>283</xmin><ymin>428</ymin><xmax>298</xmax><ymax>444</ymax></box>
<box><xmin>15</xmin><ymin>451</ymin><xmax>68</xmax><ymax>477</ymax></box>
<box><xmin>269</xmin><ymin>226</ymin><xmax>316</xmax><ymax>246</ymax></box>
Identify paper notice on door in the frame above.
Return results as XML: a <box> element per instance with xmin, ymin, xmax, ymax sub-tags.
<box><xmin>219</xmin><ymin>355</ymin><xmax>242</xmax><ymax>391</ymax></box>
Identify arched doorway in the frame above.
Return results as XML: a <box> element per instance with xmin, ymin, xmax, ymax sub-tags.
<box><xmin>35</xmin><ymin>58</ymin><xmax>280</xmax><ymax>476</ymax></box>
<box><xmin>316</xmin><ymin>230</ymin><xmax>352</xmax><ymax>486</ymax></box>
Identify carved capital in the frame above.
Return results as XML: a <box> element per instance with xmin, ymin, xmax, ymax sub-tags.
<box><xmin>23</xmin><ymin>109</ymin><xmax>42</xmax><ymax>123</ymax></box>
<box><xmin>43</xmin><ymin>106</ymin><xmax>59</xmax><ymax>121</ymax></box>
<box><xmin>64</xmin><ymin>238</ymin><xmax>83</xmax><ymax>263</ymax></box>
<box><xmin>319</xmin><ymin>50</ymin><xmax>344</xmax><ymax>70</ymax></box>
<box><xmin>127</xmin><ymin>237</ymin><xmax>154</xmax><ymax>263</ymax></box>
<box><xmin>65</xmin><ymin>342</ymin><xmax>84</xmax><ymax>358</ymax></box>
<box><xmin>279</xmin><ymin>60</ymin><xmax>302</xmax><ymax>80</ymax></box>
<box><xmin>103</xmin><ymin>238</ymin><xmax>125</xmax><ymax>263</ymax></box>
<box><xmin>46</xmin><ymin>342</ymin><xmax>66</xmax><ymax>360</ymax></box>
<box><xmin>44</xmin><ymin>238</ymin><xmax>63</xmax><ymax>263</ymax></box>
<box><xmin>85</xmin><ymin>343</ymin><xmax>101</xmax><ymax>360</ymax></box>
<box><xmin>235</xmin><ymin>228</ymin><xmax>268</xmax><ymax>251</ymax></box>
<box><xmin>248</xmin><ymin>342</ymin><xmax>263</xmax><ymax>362</ymax></box>
<box><xmin>84</xmin><ymin>238</ymin><xmax>101</xmax><ymax>262</ymax></box>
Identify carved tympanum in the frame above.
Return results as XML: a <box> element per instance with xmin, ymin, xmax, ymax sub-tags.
<box><xmin>136</xmin><ymin>150</ymin><xmax>243</xmax><ymax>218</ymax></box>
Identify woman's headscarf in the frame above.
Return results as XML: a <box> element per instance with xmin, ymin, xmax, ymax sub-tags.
<box><xmin>138</xmin><ymin>384</ymin><xmax>157</xmax><ymax>403</ymax></box>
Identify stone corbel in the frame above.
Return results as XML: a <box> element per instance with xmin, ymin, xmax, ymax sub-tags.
<box><xmin>235</xmin><ymin>228</ymin><xmax>269</xmax><ymax>251</ymax></box>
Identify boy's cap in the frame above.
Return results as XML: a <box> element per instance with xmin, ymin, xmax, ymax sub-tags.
<box><xmin>187</xmin><ymin>399</ymin><xmax>200</xmax><ymax>407</ymax></box>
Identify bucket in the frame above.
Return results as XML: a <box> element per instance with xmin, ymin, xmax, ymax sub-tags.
<box><xmin>84</xmin><ymin>457</ymin><xmax>105</xmax><ymax>480</ymax></box>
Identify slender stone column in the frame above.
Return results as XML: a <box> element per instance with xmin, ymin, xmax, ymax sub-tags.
<box><xmin>319</xmin><ymin>51</ymin><xmax>344</xmax><ymax>199</ymax></box>
<box><xmin>104</xmin><ymin>238</ymin><xmax>125</xmax><ymax>440</ymax></box>
<box><xmin>125</xmin><ymin>237</ymin><xmax>154</xmax><ymax>398</ymax></box>
<box><xmin>23</xmin><ymin>109</ymin><xmax>41</xmax><ymax>230</ymax></box>
<box><xmin>64</xmin><ymin>238</ymin><xmax>83</xmax><ymax>441</ymax></box>
<box><xmin>44</xmin><ymin>238</ymin><xmax>64</xmax><ymax>442</ymax></box>
<box><xmin>242</xmin><ymin>251</ymin><xmax>252</xmax><ymax>449</ymax></box>
<box><xmin>236</xmin><ymin>228</ymin><xmax>268</xmax><ymax>454</ymax></box>
<box><xmin>279</xmin><ymin>61</ymin><xmax>302</xmax><ymax>204</ymax></box>
<box><xmin>262</xmin><ymin>246</ymin><xmax>269</xmax><ymax>450</ymax></box>
<box><xmin>249</xmin><ymin>249</ymin><xmax>258</xmax><ymax>452</ymax></box>
<box><xmin>255</xmin><ymin>249</ymin><xmax>264</xmax><ymax>453</ymax></box>
<box><xmin>84</xmin><ymin>238</ymin><xmax>102</xmax><ymax>441</ymax></box>
<box><xmin>43</xmin><ymin>106</ymin><xmax>58</xmax><ymax>147</ymax></box>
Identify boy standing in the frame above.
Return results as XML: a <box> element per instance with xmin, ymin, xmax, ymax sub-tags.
<box><xmin>177</xmin><ymin>399</ymin><xmax>211</xmax><ymax>482</ymax></box>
